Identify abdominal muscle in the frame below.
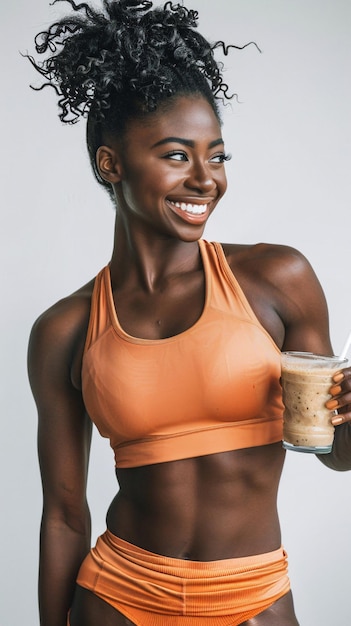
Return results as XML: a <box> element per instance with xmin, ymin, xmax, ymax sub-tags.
<box><xmin>106</xmin><ymin>441</ymin><xmax>286</xmax><ymax>561</ymax></box>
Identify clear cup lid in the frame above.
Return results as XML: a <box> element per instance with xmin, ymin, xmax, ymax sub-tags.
<box><xmin>281</xmin><ymin>351</ymin><xmax>347</xmax><ymax>369</ymax></box>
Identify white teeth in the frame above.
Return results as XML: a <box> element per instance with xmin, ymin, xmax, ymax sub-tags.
<box><xmin>172</xmin><ymin>202</ymin><xmax>207</xmax><ymax>215</ymax></box>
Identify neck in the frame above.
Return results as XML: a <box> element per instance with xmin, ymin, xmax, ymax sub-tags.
<box><xmin>109</xmin><ymin>214</ymin><xmax>202</xmax><ymax>293</ymax></box>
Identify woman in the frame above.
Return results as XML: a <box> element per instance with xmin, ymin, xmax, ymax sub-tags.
<box><xmin>27</xmin><ymin>1</ymin><xmax>351</xmax><ymax>625</ymax></box>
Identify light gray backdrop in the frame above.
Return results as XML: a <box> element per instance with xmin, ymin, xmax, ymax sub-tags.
<box><xmin>1</xmin><ymin>1</ymin><xmax>351</xmax><ymax>624</ymax></box>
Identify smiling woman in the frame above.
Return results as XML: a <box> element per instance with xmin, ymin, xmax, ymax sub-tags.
<box><xmin>95</xmin><ymin>96</ymin><xmax>228</xmax><ymax>239</ymax></box>
<box><xmin>25</xmin><ymin>2</ymin><xmax>351</xmax><ymax>626</ymax></box>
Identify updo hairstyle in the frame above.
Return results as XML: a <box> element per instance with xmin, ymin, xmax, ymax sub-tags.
<box><xmin>28</xmin><ymin>0</ymin><xmax>247</xmax><ymax>198</ymax></box>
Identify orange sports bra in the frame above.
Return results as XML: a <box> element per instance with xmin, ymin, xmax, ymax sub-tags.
<box><xmin>82</xmin><ymin>240</ymin><xmax>284</xmax><ymax>468</ymax></box>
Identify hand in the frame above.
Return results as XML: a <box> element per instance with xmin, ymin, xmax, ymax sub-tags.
<box><xmin>326</xmin><ymin>367</ymin><xmax>351</xmax><ymax>425</ymax></box>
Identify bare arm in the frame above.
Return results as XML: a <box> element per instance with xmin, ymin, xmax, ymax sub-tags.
<box><xmin>271</xmin><ymin>246</ymin><xmax>351</xmax><ymax>471</ymax></box>
<box><xmin>230</xmin><ymin>242</ymin><xmax>351</xmax><ymax>471</ymax></box>
<box><xmin>274</xmin><ymin>247</ymin><xmax>333</xmax><ymax>356</ymax></box>
<box><xmin>28</xmin><ymin>297</ymin><xmax>92</xmax><ymax>626</ymax></box>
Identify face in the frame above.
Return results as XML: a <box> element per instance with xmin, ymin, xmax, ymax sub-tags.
<box><xmin>101</xmin><ymin>96</ymin><xmax>228</xmax><ymax>241</ymax></box>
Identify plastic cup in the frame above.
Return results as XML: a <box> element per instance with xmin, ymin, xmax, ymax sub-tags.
<box><xmin>281</xmin><ymin>351</ymin><xmax>347</xmax><ymax>454</ymax></box>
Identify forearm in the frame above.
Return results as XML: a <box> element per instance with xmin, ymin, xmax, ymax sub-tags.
<box><xmin>317</xmin><ymin>424</ymin><xmax>351</xmax><ymax>471</ymax></box>
<box><xmin>39</xmin><ymin>514</ymin><xmax>91</xmax><ymax>626</ymax></box>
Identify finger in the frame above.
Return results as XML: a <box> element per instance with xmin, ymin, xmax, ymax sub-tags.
<box><xmin>332</xmin><ymin>411</ymin><xmax>351</xmax><ymax>426</ymax></box>
<box><xmin>326</xmin><ymin>392</ymin><xmax>351</xmax><ymax>411</ymax></box>
<box><xmin>332</xmin><ymin>367</ymin><xmax>351</xmax><ymax>384</ymax></box>
<box><xmin>329</xmin><ymin>384</ymin><xmax>342</xmax><ymax>396</ymax></box>
<box><xmin>330</xmin><ymin>371</ymin><xmax>351</xmax><ymax>396</ymax></box>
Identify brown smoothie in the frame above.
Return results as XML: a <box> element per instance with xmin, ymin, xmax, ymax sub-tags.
<box><xmin>281</xmin><ymin>352</ymin><xmax>345</xmax><ymax>452</ymax></box>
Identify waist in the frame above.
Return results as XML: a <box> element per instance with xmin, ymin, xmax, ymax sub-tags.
<box><xmin>109</xmin><ymin>444</ymin><xmax>285</xmax><ymax>560</ymax></box>
<box><xmin>76</xmin><ymin>529</ymin><xmax>291</xmax><ymax>619</ymax></box>
<box><xmin>101</xmin><ymin>529</ymin><xmax>288</xmax><ymax>572</ymax></box>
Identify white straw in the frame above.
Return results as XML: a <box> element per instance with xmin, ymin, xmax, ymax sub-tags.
<box><xmin>340</xmin><ymin>330</ymin><xmax>351</xmax><ymax>360</ymax></box>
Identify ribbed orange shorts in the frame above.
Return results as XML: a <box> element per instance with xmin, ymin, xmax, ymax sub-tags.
<box><xmin>71</xmin><ymin>530</ymin><xmax>290</xmax><ymax>626</ymax></box>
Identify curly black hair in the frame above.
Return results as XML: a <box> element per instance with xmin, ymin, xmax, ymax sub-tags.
<box><xmin>27</xmin><ymin>0</ymin><xmax>253</xmax><ymax>198</ymax></box>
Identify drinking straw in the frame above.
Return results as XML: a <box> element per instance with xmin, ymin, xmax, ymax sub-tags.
<box><xmin>340</xmin><ymin>330</ymin><xmax>351</xmax><ymax>360</ymax></box>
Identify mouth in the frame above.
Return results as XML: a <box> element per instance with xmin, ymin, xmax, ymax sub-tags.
<box><xmin>171</xmin><ymin>201</ymin><xmax>208</xmax><ymax>215</ymax></box>
<box><xmin>166</xmin><ymin>199</ymin><xmax>212</xmax><ymax>224</ymax></box>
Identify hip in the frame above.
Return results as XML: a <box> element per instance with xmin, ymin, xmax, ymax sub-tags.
<box><xmin>71</xmin><ymin>529</ymin><xmax>291</xmax><ymax>626</ymax></box>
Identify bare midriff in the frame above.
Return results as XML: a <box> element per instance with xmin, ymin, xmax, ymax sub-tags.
<box><xmin>106</xmin><ymin>441</ymin><xmax>285</xmax><ymax>561</ymax></box>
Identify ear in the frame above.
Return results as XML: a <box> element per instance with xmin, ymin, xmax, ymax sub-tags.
<box><xmin>96</xmin><ymin>145</ymin><xmax>123</xmax><ymax>184</ymax></box>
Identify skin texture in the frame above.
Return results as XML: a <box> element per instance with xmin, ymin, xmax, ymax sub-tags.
<box><xmin>28</xmin><ymin>96</ymin><xmax>351</xmax><ymax>626</ymax></box>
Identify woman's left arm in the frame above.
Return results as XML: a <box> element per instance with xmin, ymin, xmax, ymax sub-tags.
<box><xmin>274</xmin><ymin>245</ymin><xmax>351</xmax><ymax>471</ymax></box>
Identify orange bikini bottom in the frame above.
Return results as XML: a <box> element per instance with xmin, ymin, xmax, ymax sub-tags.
<box><xmin>71</xmin><ymin>530</ymin><xmax>290</xmax><ymax>626</ymax></box>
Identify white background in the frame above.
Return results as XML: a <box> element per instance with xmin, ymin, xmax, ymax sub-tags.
<box><xmin>1</xmin><ymin>1</ymin><xmax>351</xmax><ymax>624</ymax></box>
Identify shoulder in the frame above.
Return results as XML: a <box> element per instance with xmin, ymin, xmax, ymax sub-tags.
<box><xmin>219</xmin><ymin>241</ymin><xmax>322</xmax><ymax>301</ymax></box>
<box><xmin>29</xmin><ymin>279</ymin><xmax>95</xmax><ymax>348</ymax></box>
<box><xmin>28</xmin><ymin>278</ymin><xmax>96</xmax><ymax>393</ymax></box>
<box><xmin>220</xmin><ymin>241</ymin><xmax>312</xmax><ymax>281</ymax></box>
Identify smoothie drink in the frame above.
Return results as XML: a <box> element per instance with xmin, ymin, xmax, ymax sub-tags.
<box><xmin>281</xmin><ymin>352</ymin><xmax>346</xmax><ymax>453</ymax></box>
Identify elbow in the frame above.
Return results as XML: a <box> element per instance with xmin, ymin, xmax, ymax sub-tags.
<box><xmin>317</xmin><ymin>447</ymin><xmax>351</xmax><ymax>472</ymax></box>
<box><xmin>42</xmin><ymin>502</ymin><xmax>91</xmax><ymax>536</ymax></box>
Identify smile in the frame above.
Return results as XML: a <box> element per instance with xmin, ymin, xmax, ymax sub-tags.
<box><xmin>170</xmin><ymin>202</ymin><xmax>208</xmax><ymax>215</ymax></box>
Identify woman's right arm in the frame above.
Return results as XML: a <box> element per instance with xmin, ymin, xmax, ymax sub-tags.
<box><xmin>28</xmin><ymin>298</ymin><xmax>93</xmax><ymax>626</ymax></box>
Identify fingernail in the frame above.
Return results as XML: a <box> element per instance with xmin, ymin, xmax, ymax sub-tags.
<box><xmin>333</xmin><ymin>372</ymin><xmax>344</xmax><ymax>383</ymax></box>
<box><xmin>332</xmin><ymin>416</ymin><xmax>343</xmax><ymax>425</ymax></box>
<box><xmin>329</xmin><ymin>385</ymin><xmax>342</xmax><ymax>396</ymax></box>
<box><xmin>326</xmin><ymin>399</ymin><xmax>339</xmax><ymax>409</ymax></box>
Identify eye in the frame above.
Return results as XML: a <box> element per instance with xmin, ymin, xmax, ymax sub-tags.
<box><xmin>209</xmin><ymin>152</ymin><xmax>232</xmax><ymax>164</ymax></box>
<box><xmin>163</xmin><ymin>151</ymin><xmax>189</xmax><ymax>162</ymax></box>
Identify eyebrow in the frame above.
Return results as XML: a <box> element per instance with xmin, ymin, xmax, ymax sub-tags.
<box><xmin>151</xmin><ymin>137</ymin><xmax>224</xmax><ymax>149</ymax></box>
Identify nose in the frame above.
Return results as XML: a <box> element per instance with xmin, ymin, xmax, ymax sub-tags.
<box><xmin>185</xmin><ymin>160</ymin><xmax>216</xmax><ymax>193</ymax></box>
